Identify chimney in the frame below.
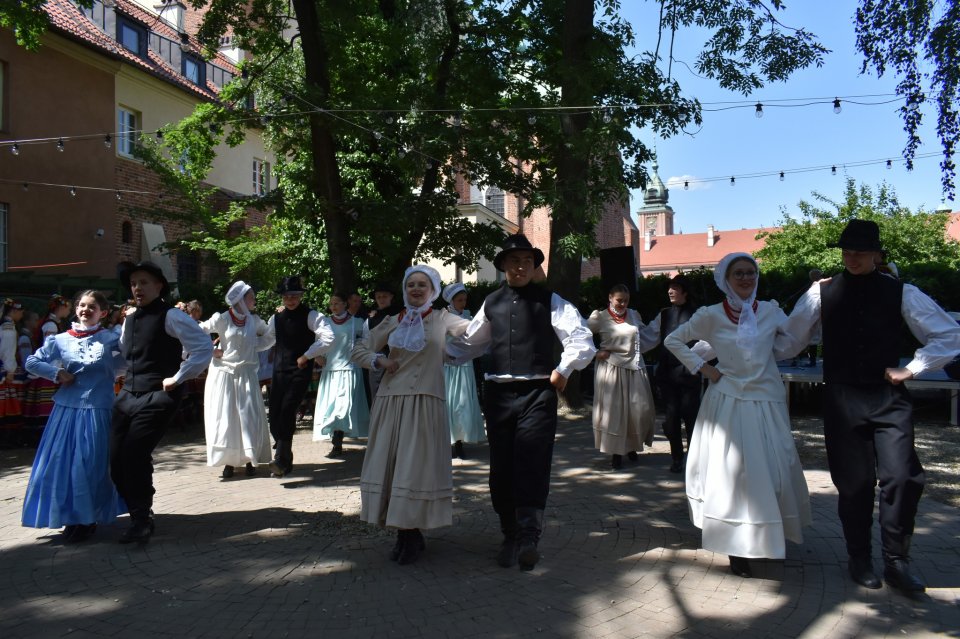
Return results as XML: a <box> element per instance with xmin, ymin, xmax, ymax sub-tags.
<box><xmin>707</xmin><ymin>224</ymin><xmax>716</xmax><ymax>247</ymax></box>
<box><xmin>644</xmin><ymin>229</ymin><xmax>654</xmax><ymax>251</ymax></box>
<box><xmin>154</xmin><ymin>0</ymin><xmax>185</xmax><ymax>32</ymax></box>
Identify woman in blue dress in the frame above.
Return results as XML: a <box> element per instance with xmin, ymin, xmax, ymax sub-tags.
<box><xmin>313</xmin><ymin>292</ymin><xmax>369</xmax><ymax>457</ymax></box>
<box><xmin>441</xmin><ymin>283</ymin><xmax>485</xmax><ymax>459</ymax></box>
<box><xmin>21</xmin><ymin>290</ymin><xmax>126</xmax><ymax>542</ymax></box>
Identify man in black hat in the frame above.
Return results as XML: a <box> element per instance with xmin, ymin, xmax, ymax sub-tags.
<box><xmin>112</xmin><ymin>261</ymin><xmax>213</xmax><ymax>543</ymax></box>
<box><xmin>784</xmin><ymin>219</ymin><xmax>960</xmax><ymax>593</ymax></box>
<box><xmin>264</xmin><ymin>276</ymin><xmax>334</xmax><ymax>477</ymax></box>
<box><xmin>448</xmin><ymin>234</ymin><xmax>595</xmax><ymax>570</ymax></box>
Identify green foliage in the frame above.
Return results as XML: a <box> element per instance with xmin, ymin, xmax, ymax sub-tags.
<box><xmin>755</xmin><ymin>178</ymin><xmax>960</xmax><ymax>277</ymax></box>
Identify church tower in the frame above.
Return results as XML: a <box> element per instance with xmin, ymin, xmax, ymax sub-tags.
<box><xmin>637</xmin><ymin>163</ymin><xmax>674</xmax><ymax>236</ymax></box>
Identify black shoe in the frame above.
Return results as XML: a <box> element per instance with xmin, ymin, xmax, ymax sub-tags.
<box><xmin>62</xmin><ymin>525</ymin><xmax>78</xmax><ymax>540</ymax></box>
<box><xmin>245</xmin><ymin>463</ymin><xmax>256</xmax><ymax>476</ymax></box>
<box><xmin>397</xmin><ymin>529</ymin><xmax>425</xmax><ymax>565</ymax></box>
<box><xmin>729</xmin><ymin>555</ymin><xmax>752</xmax><ymax>578</ymax></box>
<box><xmin>497</xmin><ymin>535</ymin><xmax>519</xmax><ymax>568</ymax></box>
<box><xmin>327</xmin><ymin>431</ymin><xmax>345</xmax><ymax>458</ymax></box>
<box><xmin>884</xmin><ymin>558</ymin><xmax>926</xmax><ymax>593</ymax></box>
<box><xmin>66</xmin><ymin>523</ymin><xmax>97</xmax><ymax>543</ymax></box>
<box><xmin>627</xmin><ymin>451</ymin><xmax>639</xmax><ymax>461</ymax></box>
<box><xmin>453</xmin><ymin>441</ymin><xmax>465</xmax><ymax>459</ymax></box>
<box><xmin>611</xmin><ymin>454</ymin><xmax>623</xmax><ymax>470</ymax></box>
<box><xmin>518</xmin><ymin>539</ymin><xmax>540</xmax><ymax>571</ymax></box>
<box><xmin>119</xmin><ymin>518</ymin><xmax>155</xmax><ymax>544</ymax></box>
<box><xmin>669</xmin><ymin>460</ymin><xmax>683</xmax><ymax>474</ymax></box>
<box><xmin>221</xmin><ymin>465</ymin><xmax>235</xmax><ymax>479</ymax></box>
<box><xmin>848</xmin><ymin>555</ymin><xmax>881</xmax><ymax>589</ymax></box>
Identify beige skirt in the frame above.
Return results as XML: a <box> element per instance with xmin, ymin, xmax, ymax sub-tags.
<box><xmin>360</xmin><ymin>394</ymin><xmax>453</xmax><ymax>530</ymax></box>
<box><xmin>592</xmin><ymin>360</ymin><xmax>656</xmax><ymax>455</ymax></box>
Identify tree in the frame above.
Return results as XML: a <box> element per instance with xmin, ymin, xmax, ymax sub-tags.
<box><xmin>856</xmin><ymin>0</ymin><xmax>960</xmax><ymax>199</ymax></box>
<box><xmin>755</xmin><ymin>177</ymin><xmax>960</xmax><ymax>276</ymax></box>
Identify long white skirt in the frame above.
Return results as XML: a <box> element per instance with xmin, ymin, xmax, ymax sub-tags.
<box><xmin>203</xmin><ymin>364</ymin><xmax>272</xmax><ymax>467</ymax></box>
<box><xmin>686</xmin><ymin>387</ymin><xmax>811</xmax><ymax>559</ymax></box>
<box><xmin>592</xmin><ymin>360</ymin><xmax>655</xmax><ymax>455</ymax></box>
<box><xmin>360</xmin><ymin>394</ymin><xmax>452</xmax><ymax>530</ymax></box>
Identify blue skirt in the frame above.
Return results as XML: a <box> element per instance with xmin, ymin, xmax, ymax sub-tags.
<box><xmin>444</xmin><ymin>362</ymin><xmax>485</xmax><ymax>444</ymax></box>
<box><xmin>21</xmin><ymin>404</ymin><xmax>126</xmax><ymax>528</ymax></box>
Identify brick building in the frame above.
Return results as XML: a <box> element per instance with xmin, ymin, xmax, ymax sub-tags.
<box><xmin>0</xmin><ymin>0</ymin><xmax>273</xmax><ymax>295</ymax></box>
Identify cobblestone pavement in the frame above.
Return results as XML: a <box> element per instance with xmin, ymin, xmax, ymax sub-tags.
<box><xmin>1</xmin><ymin>410</ymin><xmax>958</xmax><ymax>638</ymax></box>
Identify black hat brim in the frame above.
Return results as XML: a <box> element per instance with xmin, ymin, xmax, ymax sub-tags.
<box><xmin>118</xmin><ymin>261</ymin><xmax>171</xmax><ymax>297</ymax></box>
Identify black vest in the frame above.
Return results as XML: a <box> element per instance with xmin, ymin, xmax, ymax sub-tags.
<box><xmin>121</xmin><ymin>298</ymin><xmax>183</xmax><ymax>392</ymax></box>
<box><xmin>821</xmin><ymin>270</ymin><xmax>904</xmax><ymax>384</ymax></box>
<box><xmin>485</xmin><ymin>282</ymin><xmax>555</xmax><ymax>376</ymax></box>
<box><xmin>273</xmin><ymin>304</ymin><xmax>315</xmax><ymax>372</ymax></box>
<box><xmin>655</xmin><ymin>303</ymin><xmax>700</xmax><ymax>386</ymax></box>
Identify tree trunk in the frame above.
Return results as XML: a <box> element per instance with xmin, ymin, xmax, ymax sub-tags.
<box><xmin>548</xmin><ymin>0</ymin><xmax>595</xmax><ymax>409</ymax></box>
<box><xmin>292</xmin><ymin>0</ymin><xmax>356</xmax><ymax>293</ymax></box>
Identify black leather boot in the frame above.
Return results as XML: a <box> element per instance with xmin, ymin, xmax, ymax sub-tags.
<box><xmin>611</xmin><ymin>454</ymin><xmax>623</xmax><ymax>470</ymax></box>
<box><xmin>729</xmin><ymin>555</ymin><xmax>752</xmax><ymax>578</ymax></box>
<box><xmin>397</xmin><ymin>529</ymin><xmax>425</xmax><ymax>565</ymax></box>
<box><xmin>119</xmin><ymin>510</ymin><xmax>154</xmax><ymax>544</ymax></box>
<box><xmin>270</xmin><ymin>440</ymin><xmax>293</xmax><ymax>477</ymax></box>
<box><xmin>327</xmin><ymin>430</ymin><xmax>345</xmax><ymax>458</ymax></box>
<box><xmin>848</xmin><ymin>554</ymin><xmax>881</xmax><ymax>589</ymax></box>
<box><xmin>516</xmin><ymin>507</ymin><xmax>544</xmax><ymax>571</ymax></box>
<box><xmin>389</xmin><ymin>529</ymin><xmax>404</xmax><ymax>561</ymax></box>
<box><xmin>883</xmin><ymin>536</ymin><xmax>925</xmax><ymax>593</ymax></box>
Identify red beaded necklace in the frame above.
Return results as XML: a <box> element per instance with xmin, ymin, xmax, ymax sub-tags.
<box><xmin>228</xmin><ymin>308</ymin><xmax>247</xmax><ymax>327</ymax></box>
<box><xmin>607</xmin><ymin>306</ymin><xmax>627</xmax><ymax>324</ymax></box>
<box><xmin>722</xmin><ymin>299</ymin><xmax>758</xmax><ymax>324</ymax></box>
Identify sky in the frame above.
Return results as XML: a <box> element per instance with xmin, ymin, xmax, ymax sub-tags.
<box><xmin>617</xmin><ymin>0</ymin><xmax>953</xmax><ymax>235</ymax></box>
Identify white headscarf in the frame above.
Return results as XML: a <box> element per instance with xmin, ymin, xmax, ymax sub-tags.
<box><xmin>714</xmin><ymin>252</ymin><xmax>760</xmax><ymax>357</ymax></box>
<box><xmin>225</xmin><ymin>280</ymin><xmax>253</xmax><ymax>319</ymax></box>
<box><xmin>388</xmin><ymin>265</ymin><xmax>442</xmax><ymax>352</ymax></box>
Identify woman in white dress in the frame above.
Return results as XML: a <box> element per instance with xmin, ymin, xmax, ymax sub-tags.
<box><xmin>352</xmin><ymin>266</ymin><xmax>470</xmax><ymax>565</ymax></box>
<box><xmin>313</xmin><ymin>292</ymin><xmax>369</xmax><ymax>457</ymax></box>
<box><xmin>441</xmin><ymin>283</ymin><xmax>485</xmax><ymax>459</ymax></box>
<box><xmin>199</xmin><ymin>281</ymin><xmax>275</xmax><ymax>478</ymax></box>
<box><xmin>664</xmin><ymin>252</ymin><xmax>811</xmax><ymax>578</ymax></box>
<box><xmin>587</xmin><ymin>284</ymin><xmax>657</xmax><ymax>469</ymax></box>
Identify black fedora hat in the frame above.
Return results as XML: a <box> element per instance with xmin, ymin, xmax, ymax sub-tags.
<box><xmin>830</xmin><ymin>219</ymin><xmax>883</xmax><ymax>251</ymax></box>
<box><xmin>493</xmin><ymin>234</ymin><xmax>545</xmax><ymax>272</ymax></box>
<box><xmin>118</xmin><ymin>260</ymin><xmax>171</xmax><ymax>298</ymax></box>
<box><xmin>276</xmin><ymin>275</ymin><xmax>306</xmax><ymax>295</ymax></box>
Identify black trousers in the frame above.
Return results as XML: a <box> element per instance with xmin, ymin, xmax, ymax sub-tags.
<box><xmin>483</xmin><ymin>379</ymin><xmax>558</xmax><ymax>522</ymax></box>
<box><xmin>111</xmin><ymin>387</ymin><xmax>184</xmax><ymax>517</ymax></box>
<box><xmin>269</xmin><ymin>368</ymin><xmax>312</xmax><ymax>442</ymax></box>
<box><xmin>823</xmin><ymin>383</ymin><xmax>925</xmax><ymax>558</ymax></box>
<box><xmin>658</xmin><ymin>381</ymin><xmax>701</xmax><ymax>461</ymax></box>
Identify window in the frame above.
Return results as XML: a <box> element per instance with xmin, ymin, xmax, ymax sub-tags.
<box><xmin>121</xmin><ymin>221</ymin><xmax>132</xmax><ymax>244</ymax></box>
<box><xmin>177</xmin><ymin>251</ymin><xmax>199</xmax><ymax>285</ymax></box>
<box><xmin>117</xmin><ymin>106</ymin><xmax>140</xmax><ymax>157</ymax></box>
<box><xmin>183</xmin><ymin>56</ymin><xmax>205</xmax><ymax>86</ymax></box>
<box><xmin>117</xmin><ymin>18</ymin><xmax>147</xmax><ymax>58</ymax></box>
<box><xmin>485</xmin><ymin>186</ymin><xmax>505</xmax><ymax>216</ymax></box>
<box><xmin>252</xmin><ymin>158</ymin><xmax>270</xmax><ymax>195</ymax></box>
<box><xmin>0</xmin><ymin>203</ymin><xmax>7</xmax><ymax>272</ymax></box>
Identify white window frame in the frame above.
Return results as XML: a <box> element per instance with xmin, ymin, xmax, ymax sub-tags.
<box><xmin>117</xmin><ymin>106</ymin><xmax>140</xmax><ymax>158</ymax></box>
<box><xmin>252</xmin><ymin>158</ymin><xmax>270</xmax><ymax>195</ymax></box>
<box><xmin>484</xmin><ymin>186</ymin><xmax>505</xmax><ymax>216</ymax></box>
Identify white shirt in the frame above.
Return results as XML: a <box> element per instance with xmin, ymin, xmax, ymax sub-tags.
<box><xmin>447</xmin><ymin>292</ymin><xmax>596</xmax><ymax>380</ymax></box>
<box><xmin>264</xmin><ymin>309</ymin><xmax>335</xmax><ymax>361</ymax></box>
<box><xmin>119</xmin><ymin>307</ymin><xmax>214</xmax><ymax>386</ymax></box>
<box><xmin>784</xmin><ymin>279</ymin><xmax>960</xmax><ymax>376</ymax></box>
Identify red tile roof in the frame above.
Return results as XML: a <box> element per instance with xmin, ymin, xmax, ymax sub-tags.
<box><xmin>946</xmin><ymin>212</ymin><xmax>960</xmax><ymax>243</ymax></box>
<box><xmin>45</xmin><ymin>0</ymin><xmax>238</xmax><ymax>101</ymax></box>
<box><xmin>637</xmin><ymin>227</ymin><xmax>772</xmax><ymax>273</ymax></box>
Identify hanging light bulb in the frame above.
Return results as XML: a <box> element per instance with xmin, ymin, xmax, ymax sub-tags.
<box><xmin>886</xmin><ymin>159</ymin><xmax>892</xmax><ymax>169</ymax></box>
<box><xmin>116</xmin><ymin>191</ymin><xmax>122</xmax><ymax>201</ymax></box>
<box><xmin>10</xmin><ymin>143</ymin><xmax>19</xmax><ymax>156</ymax></box>
<box><xmin>527</xmin><ymin>114</ymin><xmax>537</xmax><ymax>125</ymax></box>
<box><xmin>755</xmin><ymin>102</ymin><xmax>763</xmax><ymax>118</ymax></box>
<box><xmin>779</xmin><ymin>171</ymin><xmax>785</xmax><ymax>181</ymax></box>
<box><xmin>425</xmin><ymin>161</ymin><xmax>433</xmax><ymax>170</ymax></box>
<box><xmin>602</xmin><ymin>108</ymin><xmax>612</xmax><ymax>124</ymax></box>
<box><xmin>373</xmin><ymin>131</ymin><xmax>382</xmax><ymax>140</ymax></box>
<box><xmin>104</xmin><ymin>134</ymin><xmax>112</xmax><ymax>149</ymax></box>
<box><xmin>57</xmin><ymin>138</ymin><xmax>65</xmax><ymax>152</ymax></box>
<box><xmin>385</xmin><ymin>115</ymin><xmax>394</xmax><ymax>125</ymax></box>
<box><xmin>730</xmin><ymin>176</ymin><xmax>735</xmax><ymax>187</ymax></box>
<box><xmin>683</xmin><ymin>180</ymin><xmax>689</xmax><ymax>190</ymax></box>
<box><xmin>69</xmin><ymin>186</ymin><xmax>77</xmax><ymax>196</ymax></box>
<box><xmin>833</xmin><ymin>98</ymin><xmax>842</xmax><ymax>114</ymax></box>
<box><xmin>831</xmin><ymin>165</ymin><xmax>837</xmax><ymax>175</ymax></box>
